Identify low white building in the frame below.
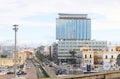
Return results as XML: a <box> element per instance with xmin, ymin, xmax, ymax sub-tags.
<box><xmin>80</xmin><ymin>47</ymin><xmax>94</xmax><ymax>67</ymax></box>
<box><xmin>103</xmin><ymin>46</ymin><xmax>120</xmax><ymax>67</ymax></box>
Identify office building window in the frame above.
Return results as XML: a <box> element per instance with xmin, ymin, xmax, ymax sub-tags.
<box><xmin>106</xmin><ymin>55</ymin><xmax>107</xmax><ymax>59</ymax></box>
<box><xmin>90</xmin><ymin>55</ymin><xmax>92</xmax><ymax>58</ymax></box>
<box><xmin>85</xmin><ymin>55</ymin><xmax>87</xmax><ymax>58</ymax></box>
<box><xmin>111</xmin><ymin>55</ymin><xmax>113</xmax><ymax>59</ymax></box>
<box><xmin>111</xmin><ymin>49</ymin><xmax>113</xmax><ymax>51</ymax></box>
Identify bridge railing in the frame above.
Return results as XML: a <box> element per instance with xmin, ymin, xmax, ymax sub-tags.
<box><xmin>40</xmin><ymin>70</ymin><xmax>120</xmax><ymax>79</ymax></box>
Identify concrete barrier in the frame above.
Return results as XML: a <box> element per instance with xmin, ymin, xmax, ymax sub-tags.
<box><xmin>39</xmin><ymin>70</ymin><xmax>120</xmax><ymax>79</ymax></box>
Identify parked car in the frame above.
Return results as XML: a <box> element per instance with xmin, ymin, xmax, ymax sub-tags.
<box><xmin>26</xmin><ymin>66</ymin><xmax>31</xmax><ymax>69</ymax></box>
<box><xmin>49</xmin><ymin>64</ymin><xmax>52</xmax><ymax>67</ymax></box>
<box><xmin>17</xmin><ymin>70</ymin><xmax>27</xmax><ymax>75</ymax></box>
<box><xmin>21</xmin><ymin>71</ymin><xmax>27</xmax><ymax>75</ymax></box>
<box><xmin>7</xmin><ymin>71</ymin><xmax>14</xmax><ymax>74</ymax></box>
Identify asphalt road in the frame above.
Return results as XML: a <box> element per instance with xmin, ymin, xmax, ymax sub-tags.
<box><xmin>0</xmin><ymin>75</ymin><xmax>2</xmax><ymax>79</ymax></box>
<box><xmin>32</xmin><ymin>58</ymin><xmax>44</xmax><ymax>78</ymax></box>
<box><xmin>25</xmin><ymin>60</ymin><xmax>37</xmax><ymax>79</ymax></box>
<box><xmin>1</xmin><ymin>73</ymin><xmax>14</xmax><ymax>79</ymax></box>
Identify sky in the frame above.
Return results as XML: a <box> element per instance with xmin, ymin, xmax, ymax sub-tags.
<box><xmin>0</xmin><ymin>0</ymin><xmax>120</xmax><ymax>46</ymax></box>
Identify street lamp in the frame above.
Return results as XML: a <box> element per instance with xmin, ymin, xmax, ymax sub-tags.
<box><xmin>13</xmin><ymin>24</ymin><xmax>18</xmax><ymax>79</ymax></box>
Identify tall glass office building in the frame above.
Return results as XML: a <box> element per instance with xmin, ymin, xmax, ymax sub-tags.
<box><xmin>56</xmin><ymin>13</ymin><xmax>91</xmax><ymax>40</ymax></box>
<box><xmin>56</xmin><ymin>13</ymin><xmax>107</xmax><ymax>64</ymax></box>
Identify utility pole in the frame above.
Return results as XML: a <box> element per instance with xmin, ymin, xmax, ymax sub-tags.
<box><xmin>13</xmin><ymin>24</ymin><xmax>18</xmax><ymax>79</ymax></box>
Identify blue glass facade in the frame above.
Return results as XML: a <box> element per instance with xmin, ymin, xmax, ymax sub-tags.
<box><xmin>56</xmin><ymin>14</ymin><xmax>107</xmax><ymax>63</ymax></box>
<box><xmin>56</xmin><ymin>14</ymin><xmax>91</xmax><ymax>40</ymax></box>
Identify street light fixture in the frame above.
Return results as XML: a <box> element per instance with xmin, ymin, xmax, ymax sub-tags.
<box><xmin>13</xmin><ymin>24</ymin><xmax>18</xmax><ymax>79</ymax></box>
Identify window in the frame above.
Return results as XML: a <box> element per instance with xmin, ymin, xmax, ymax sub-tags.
<box><xmin>111</xmin><ymin>55</ymin><xmax>113</xmax><ymax>59</ymax></box>
<box><xmin>85</xmin><ymin>55</ymin><xmax>87</xmax><ymax>58</ymax></box>
<box><xmin>90</xmin><ymin>55</ymin><xmax>92</xmax><ymax>58</ymax></box>
<box><xmin>99</xmin><ymin>42</ymin><xmax>101</xmax><ymax>44</ymax></box>
<box><xmin>90</xmin><ymin>60</ymin><xmax>91</xmax><ymax>63</ymax></box>
<box><xmin>105</xmin><ymin>55</ymin><xmax>107</xmax><ymax>59</ymax></box>
<box><xmin>111</xmin><ymin>49</ymin><xmax>113</xmax><ymax>51</ymax></box>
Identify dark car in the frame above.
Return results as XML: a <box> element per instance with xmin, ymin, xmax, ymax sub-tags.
<box><xmin>17</xmin><ymin>71</ymin><xmax>27</xmax><ymax>75</ymax></box>
<box><xmin>49</xmin><ymin>64</ymin><xmax>52</xmax><ymax>67</ymax></box>
<box><xmin>19</xmin><ymin>64</ymin><xmax>24</xmax><ymax>69</ymax></box>
<box><xmin>21</xmin><ymin>71</ymin><xmax>27</xmax><ymax>75</ymax></box>
<box><xmin>7</xmin><ymin>71</ymin><xmax>14</xmax><ymax>74</ymax></box>
<box><xmin>17</xmin><ymin>71</ymin><xmax>21</xmax><ymax>76</ymax></box>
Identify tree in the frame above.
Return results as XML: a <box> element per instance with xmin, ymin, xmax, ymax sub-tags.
<box><xmin>37</xmin><ymin>46</ymin><xmax>45</xmax><ymax>55</ymax></box>
<box><xmin>69</xmin><ymin>49</ymin><xmax>77</xmax><ymax>64</ymax></box>
<box><xmin>1</xmin><ymin>54</ymin><xmax>7</xmax><ymax>58</ymax></box>
<box><xmin>116</xmin><ymin>54</ymin><xmax>120</xmax><ymax>66</ymax></box>
<box><xmin>36</xmin><ymin>53</ymin><xmax>45</xmax><ymax>62</ymax></box>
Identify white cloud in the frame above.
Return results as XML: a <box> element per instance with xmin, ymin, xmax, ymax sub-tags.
<box><xmin>92</xmin><ymin>20</ymin><xmax>120</xmax><ymax>30</ymax></box>
<box><xmin>0</xmin><ymin>0</ymin><xmax>119</xmax><ymax>30</ymax></box>
<box><xmin>18</xmin><ymin>21</ymin><xmax>55</xmax><ymax>27</ymax></box>
<box><xmin>0</xmin><ymin>0</ymin><xmax>120</xmax><ymax>42</ymax></box>
<box><xmin>0</xmin><ymin>39</ymin><xmax>52</xmax><ymax>47</ymax></box>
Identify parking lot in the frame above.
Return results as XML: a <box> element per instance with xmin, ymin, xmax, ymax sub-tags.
<box><xmin>0</xmin><ymin>60</ymin><xmax>37</xmax><ymax>79</ymax></box>
<box><xmin>1</xmin><ymin>74</ymin><xmax>14</xmax><ymax>79</ymax></box>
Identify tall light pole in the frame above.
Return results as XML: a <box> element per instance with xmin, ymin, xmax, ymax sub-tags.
<box><xmin>13</xmin><ymin>24</ymin><xmax>18</xmax><ymax>79</ymax></box>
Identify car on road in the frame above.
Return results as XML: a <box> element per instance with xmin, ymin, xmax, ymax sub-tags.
<box><xmin>49</xmin><ymin>64</ymin><xmax>52</xmax><ymax>67</ymax></box>
<box><xmin>34</xmin><ymin>63</ymin><xmax>40</xmax><ymax>66</ymax></box>
<box><xmin>26</xmin><ymin>65</ymin><xmax>31</xmax><ymax>69</ymax></box>
<box><xmin>17</xmin><ymin>70</ymin><xmax>27</xmax><ymax>75</ymax></box>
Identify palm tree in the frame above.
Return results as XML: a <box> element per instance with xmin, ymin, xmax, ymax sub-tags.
<box><xmin>69</xmin><ymin>49</ymin><xmax>77</xmax><ymax>64</ymax></box>
<box><xmin>116</xmin><ymin>54</ymin><xmax>120</xmax><ymax>66</ymax></box>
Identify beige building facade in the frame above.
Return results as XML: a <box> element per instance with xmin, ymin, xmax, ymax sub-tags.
<box><xmin>81</xmin><ymin>46</ymin><xmax>120</xmax><ymax>68</ymax></box>
<box><xmin>0</xmin><ymin>58</ymin><xmax>14</xmax><ymax>67</ymax></box>
<box><xmin>80</xmin><ymin>47</ymin><xmax>94</xmax><ymax>67</ymax></box>
<box><xmin>103</xmin><ymin>46</ymin><xmax>120</xmax><ymax>66</ymax></box>
<box><xmin>0</xmin><ymin>52</ymin><xmax>26</xmax><ymax>67</ymax></box>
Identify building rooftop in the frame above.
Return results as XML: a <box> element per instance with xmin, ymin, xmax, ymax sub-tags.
<box><xmin>58</xmin><ymin>13</ymin><xmax>88</xmax><ymax>19</ymax></box>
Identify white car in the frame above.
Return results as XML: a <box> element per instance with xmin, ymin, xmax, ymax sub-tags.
<box><xmin>26</xmin><ymin>66</ymin><xmax>31</xmax><ymax>69</ymax></box>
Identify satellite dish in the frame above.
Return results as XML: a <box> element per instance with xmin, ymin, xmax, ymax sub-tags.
<box><xmin>103</xmin><ymin>62</ymin><xmax>111</xmax><ymax>70</ymax></box>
